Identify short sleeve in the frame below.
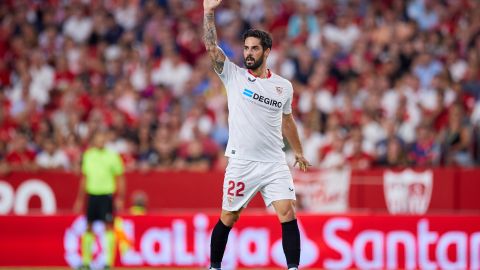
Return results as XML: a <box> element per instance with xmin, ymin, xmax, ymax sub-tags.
<box><xmin>112</xmin><ymin>153</ymin><xmax>125</xmax><ymax>176</ymax></box>
<box><xmin>283</xmin><ymin>84</ymin><xmax>294</xmax><ymax>115</ymax></box>
<box><xmin>216</xmin><ymin>56</ymin><xmax>238</xmax><ymax>85</ymax></box>
<box><xmin>81</xmin><ymin>153</ymin><xmax>88</xmax><ymax>175</ymax></box>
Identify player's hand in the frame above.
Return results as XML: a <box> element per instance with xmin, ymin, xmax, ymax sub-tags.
<box><xmin>204</xmin><ymin>0</ymin><xmax>222</xmax><ymax>12</ymax></box>
<box><xmin>73</xmin><ymin>198</ymin><xmax>82</xmax><ymax>214</ymax></box>
<box><xmin>115</xmin><ymin>198</ymin><xmax>125</xmax><ymax>213</ymax></box>
<box><xmin>293</xmin><ymin>154</ymin><xmax>311</xmax><ymax>172</ymax></box>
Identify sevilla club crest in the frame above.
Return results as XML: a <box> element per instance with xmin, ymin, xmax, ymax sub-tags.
<box><xmin>275</xmin><ymin>86</ymin><xmax>283</xmax><ymax>95</ymax></box>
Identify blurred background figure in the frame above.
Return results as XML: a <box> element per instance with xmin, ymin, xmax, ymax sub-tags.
<box><xmin>375</xmin><ymin>138</ymin><xmax>410</xmax><ymax>168</ymax></box>
<box><xmin>409</xmin><ymin>124</ymin><xmax>441</xmax><ymax>167</ymax></box>
<box><xmin>441</xmin><ymin>103</ymin><xmax>474</xmax><ymax>166</ymax></box>
<box><xmin>35</xmin><ymin>138</ymin><xmax>70</xmax><ymax>170</ymax></box>
<box><xmin>129</xmin><ymin>190</ymin><xmax>148</xmax><ymax>216</ymax></box>
<box><xmin>73</xmin><ymin>130</ymin><xmax>125</xmax><ymax>270</ymax></box>
<box><xmin>6</xmin><ymin>133</ymin><xmax>37</xmax><ymax>171</ymax></box>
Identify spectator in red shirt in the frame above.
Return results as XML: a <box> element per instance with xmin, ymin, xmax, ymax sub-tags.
<box><xmin>347</xmin><ymin>136</ymin><xmax>374</xmax><ymax>170</ymax></box>
<box><xmin>0</xmin><ymin>140</ymin><xmax>10</xmax><ymax>175</ymax></box>
<box><xmin>6</xmin><ymin>133</ymin><xmax>36</xmax><ymax>171</ymax></box>
<box><xmin>0</xmin><ymin>107</ymin><xmax>16</xmax><ymax>142</ymax></box>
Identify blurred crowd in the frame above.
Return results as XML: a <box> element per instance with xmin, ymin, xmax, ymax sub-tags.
<box><xmin>0</xmin><ymin>0</ymin><xmax>480</xmax><ymax>173</ymax></box>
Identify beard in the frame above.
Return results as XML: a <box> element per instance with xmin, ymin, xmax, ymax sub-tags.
<box><xmin>244</xmin><ymin>53</ymin><xmax>264</xmax><ymax>70</ymax></box>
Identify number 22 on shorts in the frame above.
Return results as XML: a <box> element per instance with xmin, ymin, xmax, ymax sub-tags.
<box><xmin>227</xmin><ymin>180</ymin><xmax>245</xmax><ymax>196</ymax></box>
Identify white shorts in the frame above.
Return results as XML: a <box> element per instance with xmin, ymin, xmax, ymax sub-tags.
<box><xmin>222</xmin><ymin>158</ymin><xmax>296</xmax><ymax>211</ymax></box>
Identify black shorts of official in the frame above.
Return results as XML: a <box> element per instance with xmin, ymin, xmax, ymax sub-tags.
<box><xmin>86</xmin><ymin>194</ymin><xmax>114</xmax><ymax>223</ymax></box>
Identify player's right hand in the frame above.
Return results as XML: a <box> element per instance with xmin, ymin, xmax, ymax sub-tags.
<box><xmin>204</xmin><ymin>0</ymin><xmax>222</xmax><ymax>12</ymax></box>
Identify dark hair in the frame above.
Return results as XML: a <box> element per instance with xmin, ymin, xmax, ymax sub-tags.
<box><xmin>242</xmin><ymin>29</ymin><xmax>272</xmax><ymax>50</ymax></box>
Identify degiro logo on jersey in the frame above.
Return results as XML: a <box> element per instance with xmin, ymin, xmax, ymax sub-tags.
<box><xmin>243</xmin><ymin>88</ymin><xmax>282</xmax><ymax>108</ymax></box>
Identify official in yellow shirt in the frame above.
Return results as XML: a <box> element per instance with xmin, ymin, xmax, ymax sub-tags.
<box><xmin>74</xmin><ymin>130</ymin><xmax>125</xmax><ymax>270</ymax></box>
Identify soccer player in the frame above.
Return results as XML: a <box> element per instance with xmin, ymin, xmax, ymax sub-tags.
<box><xmin>73</xmin><ymin>130</ymin><xmax>125</xmax><ymax>270</ymax></box>
<box><xmin>203</xmin><ymin>1</ymin><xmax>311</xmax><ymax>269</ymax></box>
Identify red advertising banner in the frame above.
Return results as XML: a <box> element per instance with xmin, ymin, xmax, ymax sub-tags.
<box><xmin>1</xmin><ymin>214</ymin><xmax>480</xmax><ymax>269</ymax></box>
<box><xmin>0</xmin><ymin>168</ymin><xmax>479</xmax><ymax>214</ymax></box>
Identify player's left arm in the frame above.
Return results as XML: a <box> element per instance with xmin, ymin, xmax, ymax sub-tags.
<box><xmin>115</xmin><ymin>174</ymin><xmax>126</xmax><ymax>211</ymax></box>
<box><xmin>114</xmin><ymin>154</ymin><xmax>126</xmax><ymax>212</ymax></box>
<box><xmin>282</xmin><ymin>113</ymin><xmax>311</xmax><ymax>172</ymax></box>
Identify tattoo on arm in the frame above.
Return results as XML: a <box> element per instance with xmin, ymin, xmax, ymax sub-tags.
<box><xmin>203</xmin><ymin>12</ymin><xmax>225</xmax><ymax>73</ymax></box>
<box><xmin>203</xmin><ymin>13</ymin><xmax>217</xmax><ymax>49</ymax></box>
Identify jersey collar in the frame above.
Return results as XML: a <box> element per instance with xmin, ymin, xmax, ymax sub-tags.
<box><xmin>248</xmin><ymin>68</ymin><xmax>272</xmax><ymax>79</ymax></box>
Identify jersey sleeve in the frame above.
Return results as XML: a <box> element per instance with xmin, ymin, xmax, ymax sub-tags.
<box><xmin>112</xmin><ymin>153</ymin><xmax>125</xmax><ymax>176</ymax></box>
<box><xmin>283</xmin><ymin>83</ymin><xmax>294</xmax><ymax>114</ymax></box>
<box><xmin>81</xmin><ymin>152</ymin><xmax>88</xmax><ymax>175</ymax></box>
<box><xmin>215</xmin><ymin>55</ymin><xmax>238</xmax><ymax>85</ymax></box>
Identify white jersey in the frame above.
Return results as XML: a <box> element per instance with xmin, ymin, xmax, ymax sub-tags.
<box><xmin>217</xmin><ymin>57</ymin><xmax>294</xmax><ymax>163</ymax></box>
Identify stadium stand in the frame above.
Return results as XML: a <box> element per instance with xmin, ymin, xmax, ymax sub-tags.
<box><xmin>0</xmin><ymin>0</ymin><xmax>479</xmax><ymax>173</ymax></box>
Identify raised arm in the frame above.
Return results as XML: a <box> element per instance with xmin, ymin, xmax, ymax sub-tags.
<box><xmin>203</xmin><ymin>0</ymin><xmax>226</xmax><ymax>74</ymax></box>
